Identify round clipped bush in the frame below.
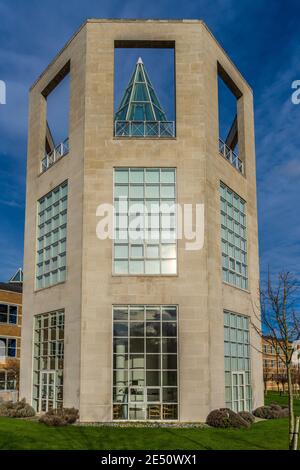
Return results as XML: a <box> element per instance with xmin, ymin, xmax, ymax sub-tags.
<box><xmin>269</xmin><ymin>403</ymin><xmax>282</xmax><ymax>412</ymax></box>
<box><xmin>206</xmin><ymin>409</ymin><xmax>230</xmax><ymax>428</ymax></box>
<box><xmin>0</xmin><ymin>399</ymin><xmax>35</xmax><ymax>418</ymax></box>
<box><xmin>253</xmin><ymin>404</ymin><xmax>289</xmax><ymax>419</ymax></box>
<box><xmin>39</xmin><ymin>407</ymin><xmax>79</xmax><ymax>426</ymax></box>
<box><xmin>238</xmin><ymin>411</ymin><xmax>255</xmax><ymax>424</ymax></box>
<box><xmin>277</xmin><ymin>407</ymin><xmax>289</xmax><ymax>418</ymax></box>
<box><xmin>253</xmin><ymin>406</ymin><xmax>271</xmax><ymax>419</ymax></box>
<box><xmin>206</xmin><ymin>408</ymin><xmax>250</xmax><ymax>429</ymax></box>
<box><xmin>39</xmin><ymin>413</ymin><xmax>66</xmax><ymax>426</ymax></box>
<box><xmin>0</xmin><ymin>401</ymin><xmax>14</xmax><ymax>417</ymax></box>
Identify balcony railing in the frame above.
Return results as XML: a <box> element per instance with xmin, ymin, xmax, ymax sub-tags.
<box><xmin>115</xmin><ymin>121</ymin><xmax>175</xmax><ymax>138</ymax></box>
<box><xmin>41</xmin><ymin>138</ymin><xmax>69</xmax><ymax>173</ymax></box>
<box><xmin>219</xmin><ymin>138</ymin><xmax>244</xmax><ymax>174</ymax></box>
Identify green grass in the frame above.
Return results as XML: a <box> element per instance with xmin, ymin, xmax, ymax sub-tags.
<box><xmin>0</xmin><ymin>392</ymin><xmax>299</xmax><ymax>450</ymax></box>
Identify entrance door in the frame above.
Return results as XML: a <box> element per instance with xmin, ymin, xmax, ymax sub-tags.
<box><xmin>128</xmin><ymin>386</ymin><xmax>145</xmax><ymax>420</ymax></box>
<box><xmin>146</xmin><ymin>387</ymin><xmax>161</xmax><ymax>420</ymax></box>
<box><xmin>231</xmin><ymin>371</ymin><xmax>246</xmax><ymax>412</ymax></box>
<box><xmin>39</xmin><ymin>371</ymin><xmax>56</xmax><ymax>412</ymax></box>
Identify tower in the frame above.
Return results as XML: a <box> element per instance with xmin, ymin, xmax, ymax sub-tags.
<box><xmin>20</xmin><ymin>19</ymin><xmax>263</xmax><ymax>421</ymax></box>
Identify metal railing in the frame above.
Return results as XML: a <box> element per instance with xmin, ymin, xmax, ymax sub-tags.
<box><xmin>115</xmin><ymin>121</ymin><xmax>175</xmax><ymax>138</ymax></box>
<box><xmin>219</xmin><ymin>138</ymin><xmax>244</xmax><ymax>174</ymax></box>
<box><xmin>41</xmin><ymin>138</ymin><xmax>69</xmax><ymax>173</ymax></box>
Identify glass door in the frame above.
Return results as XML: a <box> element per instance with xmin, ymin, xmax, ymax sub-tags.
<box><xmin>231</xmin><ymin>371</ymin><xmax>246</xmax><ymax>412</ymax></box>
<box><xmin>39</xmin><ymin>371</ymin><xmax>56</xmax><ymax>412</ymax></box>
<box><xmin>146</xmin><ymin>387</ymin><xmax>161</xmax><ymax>420</ymax></box>
<box><xmin>128</xmin><ymin>386</ymin><xmax>162</xmax><ymax>420</ymax></box>
<box><xmin>128</xmin><ymin>386</ymin><xmax>145</xmax><ymax>420</ymax></box>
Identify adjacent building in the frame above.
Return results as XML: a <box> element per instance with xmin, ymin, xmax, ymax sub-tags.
<box><xmin>262</xmin><ymin>335</ymin><xmax>300</xmax><ymax>392</ymax></box>
<box><xmin>0</xmin><ymin>269</ymin><xmax>23</xmax><ymax>401</ymax></box>
<box><xmin>20</xmin><ymin>19</ymin><xmax>263</xmax><ymax>421</ymax></box>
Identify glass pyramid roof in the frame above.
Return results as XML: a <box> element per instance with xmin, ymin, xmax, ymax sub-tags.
<box><xmin>115</xmin><ymin>57</ymin><xmax>169</xmax><ymax>123</ymax></box>
<box><xmin>9</xmin><ymin>267</ymin><xmax>23</xmax><ymax>283</ymax></box>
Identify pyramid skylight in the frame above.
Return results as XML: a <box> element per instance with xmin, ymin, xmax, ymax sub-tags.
<box><xmin>114</xmin><ymin>58</ymin><xmax>174</xmax><ymax>137</ymax></box>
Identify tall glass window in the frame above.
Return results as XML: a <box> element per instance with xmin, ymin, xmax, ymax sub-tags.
<box><xmin>32</xmin><ymin>310</ymin><xmax>64</xmax><ymax>412</ymax></box>
<box><xmin>220</xmin><ymin>182</ymin><xmax>248</xmax><ymax>289</ymax></box>
<box><xmin>36</xmin><ymin>181</ymin><xmax>68</xmax><ymax>289</ymax></box>
<box><xmin>114</xmin><ymin>168</ymin><xmax>177</xmax><ymax>275</ymax></box>
<box><xmin>113</xmin><ymin>305</ymin><xmax>178</xmax><ymax>420</ymax></box>
<box><xmin>224</xmin><ymin>310</ymin><xmax>252</xmax><ymax>412</ymax></box>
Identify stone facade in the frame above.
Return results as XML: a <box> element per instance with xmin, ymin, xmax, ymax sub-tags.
<box><xmin>20</xmin><ymin>19</ymin><xmax>263</xmax><ymax>421</ymax></box>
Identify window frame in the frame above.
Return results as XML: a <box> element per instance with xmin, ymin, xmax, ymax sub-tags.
<box><xmin>0</xmin><ymin>369</ymin><xmax>17</xmax><ymax>391</ymax></box>
<box><xmin>0</xmin><ymin>337</ymin><xmax>18</xmax><ymax>360</ymax></box>
<box><xmin>224</xmin><ymin>310</ymin><xmax>252</xmax><ymax>412</ymax></box>
<box><xmin>32</xmin><ymin>310</ymin><xmax>65</xmax><ymax>412</ymax></box>
<box><xmin>0</xmin><ymin>303</ymin><xmax>18</xmax><ymax>325</ymax></box>
<box><xmin>220</xmin><ymin>182</ymin><xmax>248</xmax><ymax>291</ymax></box>
<box><xmin>112</xmin><ymin>304</ymin><xmax>179</xmax><ymax>421</ymax></box>
<box><xmin>113</xmin><ymin>168</ymin><xmax>178</xmax><ymax>277</ymax></box>
<box><xmin>35</xmin><ymin>181</ymin><xmax>68</xmax><ymax>290</ymax></box>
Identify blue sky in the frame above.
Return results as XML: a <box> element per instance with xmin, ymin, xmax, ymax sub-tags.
<box><xmin>0</xmin><ymin>0</ymin><xmax>299</xmax><ymax>282</ymax></box>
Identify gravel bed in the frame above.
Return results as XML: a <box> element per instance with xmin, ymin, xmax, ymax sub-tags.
<box><xmin>74</xmin><ymin>421</ymin><xmax>208</xmax><ymax>428</ymax></box>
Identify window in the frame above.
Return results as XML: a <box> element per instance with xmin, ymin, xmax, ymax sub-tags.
<box><xmin>114</xmin><ymin>41</ymin><xmax>175</xmax><ymax>138</ymax></box>
<box><xmin>41</xmin><ymin>62</ymin><xmax>70</xmax><ymax>172</ymax></box>
<box><xmin>0</xmin><ymin>304</ymin><xmax>18</xmax><ymax>324</ymax></box>
<box><xmin>220</xmin><ymin>182</ymin><xmax>248</xmax><ymax>289</ymax></box>
<box><xmin>0</xmin><ymin>338</ymin><xmax>17</xmax><ymax>360</ymax></box>
<box><xmin>224</xmin><ymin>311</ymin><xmax>252</xmax><ymax>412</ymax></box>
<box><xmin>114</xmin><ymin>168</ymin><xmax>177</xmax><ymax>275</ymax></box>
<box><xmin>0</xmin><ymin>370</ymin><xmax>16</xmax><ymax>391</ymax></box>
<box><xmin>36</xmin><ymin>181</ymin><xmax>68</xmax><ymax>289</ymax></box>
<box><xmin>113</xmin><ymin>305</ymin><xmax>178</xmax><ymax>420</ymax></box>
<box><xmin>32</xmin><ymin>310</ymin><xmax>64</xmax><ymax>412</ymax></box>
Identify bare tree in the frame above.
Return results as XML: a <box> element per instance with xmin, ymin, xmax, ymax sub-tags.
<box><xmin>252</xmin><ymin>271</ymin><xmax>300</xmax><ymax>450</ymax></box>
<box><xmin>292</xmin><ymin>368</ymin><xmax>300</xmax><ymax>398</ymax></box>
<box><xmin>263</xmin><ymin>365</ymin><xmax>272</xmax><ymax>394</ymax></box>
<box><xmin>274</xmin><ymin>371</ymin><xmax>288</xmax><ymax>394</ymax></box>
<box><xmin>3</xmin><ymin>359</ymin><xmax>20</xmax><ymax>392</ymax></box>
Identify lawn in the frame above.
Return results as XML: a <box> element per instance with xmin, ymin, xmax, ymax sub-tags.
<box><xmin>0</xmin><ymin>392</ymin><xmax>299</xmax><ymax>450</ymax></box>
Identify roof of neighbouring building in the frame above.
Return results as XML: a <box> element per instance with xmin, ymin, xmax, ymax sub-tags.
<box><xmin>114</xmin><ymin>57</ymin><xmax>168</xmax><ymax>123</ymax></box>
<box><xmin>0</xmin><ymin>282</ymin><xmax>23</xmax><ymax>293</ymax></box>
<box><xmin>0</xmin><ymin>268</ymin><xmax>23</xmax><ymax>293</ymax></box>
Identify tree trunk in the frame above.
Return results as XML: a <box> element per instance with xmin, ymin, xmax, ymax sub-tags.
<box><xmin>287</xmin><ymin>365</ymin><xmax>295</xmax><ymax>450</ymax></box>
<box><xmin>292</xmin><ymin>417</ymin><xmax>300</xmax><ymax>450</ymax></box>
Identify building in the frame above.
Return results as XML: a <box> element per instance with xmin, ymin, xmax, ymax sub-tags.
<box><xmin>20</xmin><ymin>19</ymin><xmax>263</xmax><ymax>421</ymax></box>
<box><xmin>0</xmin><ymin>269</ymin><xmax>23</xmax><ymax>401</ymax></box>
<box><xmin>262</xmin><ymin>335</ymin><xmax>300</xmax><ymax>392</ymax></box>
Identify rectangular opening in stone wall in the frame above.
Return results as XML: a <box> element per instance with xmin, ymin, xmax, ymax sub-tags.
<box><xmin>114</xmin><ymin>41</ymin><xmax>175</xmax><ymax>138</ymax></box>
<box><xmin>217</xmin><ymin>63</ymin><xmax>244</xmax><ymax>174</ymax></box>
<box><xmin>41</xmin><ymin>62</ymin><xmax>70</xmax><ymax>172</ymax></box>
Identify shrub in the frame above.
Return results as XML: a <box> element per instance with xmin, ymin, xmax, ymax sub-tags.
<box><xmin>238</xmin><ymin>411</ymin><xmax>255</xmax><ymax>424</ymax></box>
<box><xmin>39</xmin><ymin>407</ymin><xmax>79</xmax><ymax>426</ymax></box>
<box><xmin>269</xmin><ymin>403</ymin><xmax>282</xmax><ymax>412</ymax></box>
<box><xmin>253</xmin><ymin>406</ymin><xmax>271</xmax><ymax>419</ymax></box>
<box><xmin>253</xmin><ymin>404</ymin><xmax>289</xmax><ymax>419</ymax></box>
<box><xmin>0</xmin><ymin>399</ymin><xmax>35</xmax><ymax>418</ymax></box>
<box><xmin>206</xmin><ymin>408</ymin><xmax>250</xmax><ymax>429</ymax></box>
<box><xmin>0</xmin><ymin>401</ymin><xmax>13</xmax><ymax>417</ymax></box>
